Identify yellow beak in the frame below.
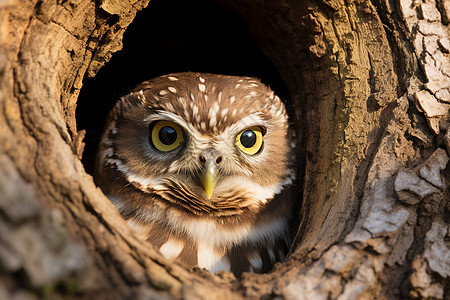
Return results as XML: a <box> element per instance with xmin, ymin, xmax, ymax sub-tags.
<box><xmin>200</xmin><ymin>159</ymin><xmax>218</xmax><ymax>200</ymax></box>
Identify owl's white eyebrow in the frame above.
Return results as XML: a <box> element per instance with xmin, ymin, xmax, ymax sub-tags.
<box><xmin>144</xmin><ymin>111</ymin><xmax>267</xmax><ymax>137</ymax></box>
<box><xmin>218</xmin><ymin>113</ymin><xmax>267</xmax><ymax>137</ymax></box>
<box><xmin>143</xmin><ymin>111</ymin><xmax>207</xmax><ymax>143</ymax></box>
<box><xmin>144</xmin><ymin>110</ymin><xmax>191</xmax><ymax>128</ymax></box>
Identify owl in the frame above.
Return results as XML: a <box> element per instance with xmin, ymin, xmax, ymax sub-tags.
<box><xmin>95</xmin><ymin>72</ymin><xmax>296</xmax><ymax>277</ymax></box>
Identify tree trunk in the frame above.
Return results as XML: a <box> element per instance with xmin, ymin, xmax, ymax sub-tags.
<box><xmin>0</xmin><ymin>0</ymin><xmax>449</xmax><ymax>299</ymax></box>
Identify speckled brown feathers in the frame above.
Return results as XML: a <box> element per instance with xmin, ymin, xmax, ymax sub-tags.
<box><xmin>95</xmin><ymin>72</ymin><xmax>296</xmax><ymax>276</ymax></box>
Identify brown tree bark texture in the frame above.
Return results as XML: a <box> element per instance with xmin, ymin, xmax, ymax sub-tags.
<box><xmin>0</xmin><ymin>0</ymin><xmax>449</xmax><ymax>299</ymax></box>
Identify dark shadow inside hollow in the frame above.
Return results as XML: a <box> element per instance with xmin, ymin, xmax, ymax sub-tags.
<box><xmin>77</xmin><ymin>0</ymin><xmax>291</xmax><ymax>174</ymax></box>
<box><xmin>76</xmin><ymin>0</ymin><xmax>303</xmax><ymax>274</ymax></box>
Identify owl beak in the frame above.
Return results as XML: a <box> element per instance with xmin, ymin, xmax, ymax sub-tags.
<box><xmin>200</xmin><ymin>159</ymin><xmax>218</xmax><ymax>200</ymax></box>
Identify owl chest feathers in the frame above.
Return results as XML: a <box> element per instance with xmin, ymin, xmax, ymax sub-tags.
<box><xmin>104</xmin><ymin>160</ymin><xmax>294</xmax><ymax>275</ymax></box>
<box><xmin>121</xmin><ymin>195</ymin><xmax>292</xmax><ymax>276</ymax></box>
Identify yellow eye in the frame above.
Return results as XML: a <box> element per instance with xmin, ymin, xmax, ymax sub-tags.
<box><xmin>236</xmin><ymin>126</ymin><xmax>264</xmax><ymax>155</ymax></box>
<box><xmin>150</xmin><ymin>121</ymin><xmax>184</xmax><ymax>152</ymax></box>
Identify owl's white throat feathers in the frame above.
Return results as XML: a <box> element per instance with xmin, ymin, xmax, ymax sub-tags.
<box><xmin>105</xmin><ymin>151</ymin><xmax>294</xmax><ymax>210</ymax></box>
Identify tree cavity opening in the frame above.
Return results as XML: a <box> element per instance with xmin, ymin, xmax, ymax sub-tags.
<box><xmin>76</xmin><ymin>0</ymin><xmax>307</xmax><ymax>276</ymax></box>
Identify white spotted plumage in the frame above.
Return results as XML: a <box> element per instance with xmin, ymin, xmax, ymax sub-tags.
<box><xmin>95</xmin><ymin>72</ymin><xmax>296</xmax><ymax>277</ymax></box>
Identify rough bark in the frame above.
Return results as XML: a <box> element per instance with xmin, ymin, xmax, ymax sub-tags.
<box><xmin>0</xmin><ymin>0</ymin><xmax>449</xmax><ymax>299</ymax></box>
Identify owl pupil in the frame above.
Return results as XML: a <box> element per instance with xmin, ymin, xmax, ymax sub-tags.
<box><xmin>159</xmin><ymin>126</ymin><xmax>177</xmax><ymax>145</ymax></box>
<box><xmin>240</xmin><ymin>130</ymin><xmax>256</xmax><ymax>148</ymax></box>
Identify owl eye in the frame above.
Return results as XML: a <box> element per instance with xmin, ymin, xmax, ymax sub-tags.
<box><xmin>236</xmin><ymin>126</ymin><xmax>264</xmax><ymax>155</ymax></box>
<box><xmin>150</xmin><ymin>120</ymin><xmax>184</xmax><ymax>152</ymax></box>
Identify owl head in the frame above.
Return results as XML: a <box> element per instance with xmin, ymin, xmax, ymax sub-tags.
<box><xmin>95</xmin><ymin>72</ymin><xmax>294</xmax><ymax>219</ymax></box>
